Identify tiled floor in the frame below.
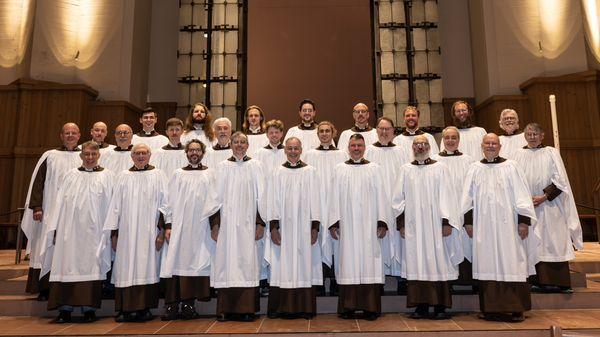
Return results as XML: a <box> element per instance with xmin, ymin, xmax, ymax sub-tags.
<box><xmin>2</xmin><ymin>310</ymin><xmax>600</xmax><ymax>335</ymax></box>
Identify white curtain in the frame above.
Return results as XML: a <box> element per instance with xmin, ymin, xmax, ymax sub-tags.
<box><xmin>0</xmin><ymin>0</ymin><xmax>34</xmax><ymax>68</ymax></box>
<box><xmin>581</xmin><ymin>0</ymin><xmax>600</xmax><ymax>63</ymax></box>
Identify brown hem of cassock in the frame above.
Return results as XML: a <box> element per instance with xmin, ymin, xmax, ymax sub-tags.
<box><xmin>267</xmin><ymin>287</ymin><xmax>316</xmax><ymax>315</ymax></box>
<box><xmin>530</xmin><ymin>262</ymin><xmax>571</xmax><ymax>288</ymax></box>
<box><xmin>216</xmin><ymin>287</ymin><xmax>260</xmax><ymax>315</ymax></box>
<box><xmin>478</xmin><ymin>280</ymin><xmax>531</xmax><ymax>313</ymax></box>
<box><xmin>452</xmin><ymin>260</ymin><xmax>474</xmax><ymax>286</ymax></box>
<box><xmin>407</xmin><ymin>281</ymin><xmax>452</xmax><ymax>308</ymax></box>
<box><xmin>115</xmin><ymin>283</ymin><xmax>160</xmax><ymax>312</ymax></box>
<box><xmin>337</xmin><ymin>284</ymin><xmax>381</xmax><ymax>313</ymax></box>
<box><xmin>163</xmin><ymin>276</ymin><xmax>211</xmax><ymax>304</ymax></box>
<box><xmin>26</xmin><ymin>268</ymin><xmax>49</xmax><ymax>294</ymax></box>
<box><xmin>47</xmin><ymin>281</ymin><xmax>102</xmax><ymax>310</ymax></box>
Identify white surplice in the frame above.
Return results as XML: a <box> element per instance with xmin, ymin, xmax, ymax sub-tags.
<box><xmin>181</xmin><ymin>129</ymin><xmax>215</xmax><ymax>148</ymax></box>
<box><xmin>337</xmin><ymin>128</ymin><xmax>378</xmax><ymax>153</ymax></box>
<box><xmin>513</xmin><ymin>147</ymin><xmax>582</xmax><ymax>261</ymax></box>
<box><xmin>440</xmin><ymin>126</ymin><xmax>486</xmax><ymax>160</ymax></box>
<box><xmin>394</xmin><ymin>131</ymin><xmax>439</xmax><ymax>159</ymax></box>
<box><xmin>499</xmin><ymin>133</ymin><xmax>527</xmax><ymax>159</ymax></box>
<box><xmin>285</xmin><ymin>125</ymin><xmax>335</xmax><ymax>153</ymax></box>
<box><xmin>102</xmin><ymin>167</ymin><xmax>171</xmax><ymax>287</ymax></box>
<box><xmin>132</xmin><ymin>133</ymin><xmax>169</xmax><ymax>151</ymax></box>
<box><xmin>160</xmin><ymin>167</ymin><xmax>216</xmax><ymax>278</ymax></box>
<box><xmin>41</xmin><ymin>168</ymin><xmax>114</xmax><ymax>281</ymax></box>
<box><xmin>246</xmin><ymin>133</ymin><xmax>269</xmax><ymax>158</ymax></box>
<box><xmin>202</xmin><ymin>147</ymin><xmax>232</xmax><ymax>169</ymax></box>
<box><xmin>151</xmin><ymin>147</ymin><xmax>188</xmax><ymax>178</ymax></box>
<box><xmin>391</xmin><ymin>161</ymin><xmax>462</xmax><ymax>281</ymax></box>
<box><xmin>265</xmin><ymin>164</ymin><xmax>323</xmax><ymax>288</ymax></box>
<box><xmin>101</xmin><ymin>148</ymin><xmax>133</xmax><ymax>174</ymax></box>
<box><xmin>460</xmin><ymin>159</ymin><xmax>538</xmax><ymax>281</ymax></box>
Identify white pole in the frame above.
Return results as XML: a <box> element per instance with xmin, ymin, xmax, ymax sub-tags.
<box><xmin>549</xmin><ymin>94</ymin><xmax>559</xmax><ymax>150</ymax></box>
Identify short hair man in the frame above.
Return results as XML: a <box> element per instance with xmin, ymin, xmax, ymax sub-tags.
<box><xmin>90</xmin><ymin>121</ymin><xmax>115</xmax><ymax>155</ymax></box>
<box><xmin>151</xmin><ymin>118</ymin><xmax>187</xmax><ymax>178</ymax></box>
<box><xmin>132</xmin><ymin>107</ymin><xmax>169</xmax><ymax>150</ymax></box>
<box><xmin>284</xmin><ymin>99</ymin><xmax>334</xmax><ymax>150</ymax></box>
<box><xmin>498</xmin><ymin>109</ymin><xmax>527</xmax><ymax>159</ymax></box>
<box><xmin>394</xmin><ymin>106</ymin><xmax>439</xmax><ymax>157</ymax></box>
<box><xmin>203</xmin><ymin>117</ymin><xmax>233</xmax><ymax>168</ymax></box>
<box><xmin>102</xmin><ymin>124</ymin><xmax>134</xmax><ymax>173</ymax></box>
<box><xmin>337</xmin><ymin>103</ymin><xmax>378</xmax><ymax>151</ymax></box>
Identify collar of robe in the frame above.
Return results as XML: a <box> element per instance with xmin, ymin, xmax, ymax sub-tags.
<box><xmin>57</xmin><ymin>145</ymin><xmax>81</xmax><ymax>152</ymax></box>
<box><xmin>373</xmin><ymin>141</ymin><xmax>395</xmax><ymax>147</ymax></box>
<box><xmin>264</xmin><ymin>143</ymin><xmax>284</xmax><ymax>150</ymax></box>
<box><xmin>213</xmin><ymin>143</ymin><xmax>231</xmax><ymax>150</ymax></box>
<box><xmin>97</xmin><ymin>142</ymin><xmax>110</xmax><ymax>149</ymax></box>
<box><xmin>78</xmin><ymin>166</ymin><xmax>104</xmax><ymax>172</ymax></box>
<box><xmin>438</xmin><ymin>149</ymin><xmax>463</xmax><ymax>156</ymax></box>
<box><xmin>401</xmin><ymin>128</ymin><xmax>424</xmax><ymax>136</ymax></box>
<box><xmin>283</xmin><ymin>160</ymin><xmax>307</xmax><ymax>169</ymax></box>
<box><xmin>480</xmin><ymin>156</ymin><xmax>507</xmax><ymax>164</ymax></box>
<box><xmin>317</xmin><ymin>144</ymin><xmax>338</xmax><ymax>151</ymax></box>
<box><xmin>247</xmin><ymin>127</ymin><xmax>265</xmax><ymax>135</ymax></box>
<box><xmin>456</xmin><ymin>124</ymin><xmax>473</xmax><ymax>129</ymax></box>
<box><xmin>137</xmin><ymin>130</ymin><xmax>159</xmax><ymax>137</ymax></box>
<box><xmin>114</xmin><ymin>144</ymin><xmax>133</xmax><ymax>151</ymax></box>
<box><xmin>298</xmin><ymin>122</ymin><xmax>316</xmax><ymax>130</ymax></box>
<box><xmin>193</xmin><ymin>123</ymin><xmax>204</xmax><ymax>130</ymax></box>
<box><xmin>227</xmin><ymin>155</ymin><xmax>251</xmax><ymax>162</ymax></box>
<box><xmin>523</xmin><ymin>144</ymin><xmax>545</xmax><ymax>149</ymax></box>
<box><xmin>129</xmin><ymin>164</ymin><xmax>155</xmax><ymax>171</ymax></box>
<box><xmin>411</xmin><ymin>158</ymin><xmax>436</xmax><ymax>165</ymax></box>
<box><xmin>345</xmin><ymin>158</ymin><xmax>369</xmax><ymax>165</ymax></box>
<box><xmin>183</xmin><ymin>163</ymin><xmax>207</xmax><ymax>171</ymax></box>
<box><xmin>351</xmin><ymin>125</ymin><xmax>373</xmax><ymax>132</ymax></box>
<box><xmin>162</xmin><ymin>143</ymin><xmax>183</xmax><ymax>150</ymax></box>
<box><xmin>500</xmin><ymin>129</ymin><xmax>522</xmax><ymax>137</ymax></box>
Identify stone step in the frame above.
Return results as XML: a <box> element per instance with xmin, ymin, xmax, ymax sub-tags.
<box><xmin>0</xmin><ymin>275</ymin><xmax>27</xmax><ymax>295</ymax></box>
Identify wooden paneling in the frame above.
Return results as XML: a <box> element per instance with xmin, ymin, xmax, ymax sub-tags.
<box><xmin>147</xmin><ymin>101</ymin><xmax>177</xmax><ymax>134</ymax></box>
<box><xmin>86</xmin><ymin>101</ymin><xmax>143</xmax><ymax>144</ymax></box>
<box><xmin>474</xmin><ymin>95</ymin><xmax>529</xmax><ymax>134</ymax></box>
<box><xmin>0</xmin><ymin>87</ymin><xmax>20</xmax><ymax>223</ymax></box>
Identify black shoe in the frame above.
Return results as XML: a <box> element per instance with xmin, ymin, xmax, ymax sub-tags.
<box><xmin>559</xmin><ymin>286</ymin><xmax>574</xmax><ymax>294</ymax></box>
<box><xmin>433</xmin><ymin>305</ymin><xmax>450</xmax><ymax>320</ymax></box>
<box><xmin>409</xmin><ymin>305</ymin><xmax>429</xmax><ymax>319</ymax></box>
<box><xmin>36</xmin><ymin>291</ymin><xmax>49</xmax><ymax>301</ymax></box>
<box><xmin>115</xmin><ymin>311</ymin><xmax>134</xmax><ymax>323</ymax></box>
<box><xmin>216</xmin><ymin>314</ymin><xmax>228</xmax><ymax>322</ymax></box>
<box><xmin>478</xmin><ymin>313</ymin><xmax>502</xmax><ymax>321</ymax></box>
<box><xmin>52</xmin><ymin>310</ymin><xmax>72</xmax><ymax>324</ymax></box>
<box><xmin>339</xmin><ymin>311</ymin><xmax>355</xmax><ymax>319</ymax></box>
<box><xmin>161</xmin><ymin>303</ymin><xmax>179</xmax><ymax>321</ymax></box>
<box><xmin>363</xmin><ymin>311</ymin><xmax>379</xmax><ymax>321</ymax></box>
<box><xmin>238</xmin><ymin>313</ymin><xmax>256</xmax><ymax>322</ymax></box>
<box><xmin>267</xmin><ymin>312</ymin><xmax>279</xmax><ymax>319</ymax></box>
<box><xmin>136</xmin><ymin>309</ymin><xmax>154</xmax><ymax>322</ymax></box>
<box><xmin>511</xmin><ymin>312</ymin><xmax>525</xmax><ymax>322</ymax></box>
<box><xmin>82</xmin><ymin>311</ymin><xmax>97</xmax><ymax>323</ymax></box>
<box><xmin>300</xmin><ymin>312</ymin><xmax>315</xmax><ymax>320</ymax></box>
<box><xmin>180</xmin><ymin>303</ymin><xmax>199</xmax><ymax>320</ymax></box>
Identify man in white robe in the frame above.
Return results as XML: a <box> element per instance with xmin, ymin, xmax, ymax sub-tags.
<box><xmin>304</xmin><ymin>121</ymin><xmax>347</xmax><ymax>296</ymax></box>
<box><xmin>203</xmin><ymin>117</ymin><xmax>233</xmax><ymax>168</ymax></box>
<box><xmin>40</xmin><ymin>141</ymin><xmax>113</xmax><ymax>323</ymax></box>
<box><xmin>21</xmin><ymin>123</ymin><xmax>82</xmax><ymax>301</ymax></box>
<box><xmin>393</xmin><ymin>106</ymin><xmax>439</xmax><ymax>157</ymax></box>
<box><xmin>90</xmin><ymin>121</ymin><xmax>115</xmax><ymax>157</ymax></box>
<box><xmin>392</xmin><ymin>135</ymin><xmax>462</xmax><ymax>320</ymax></box>
<box><xmin>205</xmin><ymin>132</ymin><xmax>267</xmax><ymax>322</ymax></box>
<box><xmin>266</xmin><ymin>137</ymin><xmax>322</xmax><ymax>319</ymax></box>
<box><xmin>242</xmin><ymin>105</ymin><xmax>269</xmax><ymax>157</ymax></box>
<box><xmin>337</xmin><ymin>103</ymin><xmax>378</xmax><ymax>152</ymax></box>
<box><xmin>132</xmin><ymin>107</ymin><xmax>169</xmax><ymax>150</ymax></box>
<box><xmin>461</xmin><ymin>133</ymin><xmax>537</xmax><ymax>322</ymax></box>
<box><xmin>181</xmin><ymin>103</ymin><xmax>216</xmax><ymax>146</ymax></box>
<box><xmin>151</xmin><ymin>118</ymin><xmax>187</xmax><ymax>178</ymax></box>
<box><xmin>329</xmin><ymin>134</ymin><xmax>389</xmax><ymax>320</ymax></box>
<box><xmin>285</xmin><ymin>99</ymin><xmax>334</xmax><ymax>150</ymax></box>
<box><xmin>102</xmin><ymin>124</ymin><xmax>134</xmax><ymax>173</ymax></box>
<box><xmin>103</xmin><ymin>143</ymin><xmax>171</xmax><ymax>322</ymax></box>
<box><xmin>160</xmin><ymin>139</ymin><xmax>216</xmax><ymax>320</ymax></box>
<box><xmin>432</xmin><ymin>127</ymin><xmax>477</xmax><ymax>292</ymax></box>
<box><xmin>440</xmin><ymin>101</ymin><xmax>487</xmax><ymax>160</ymax></box>
<box><xmin>364</xmin><ymin>117</ymin><xmax>410</xmax><ymax>290</ymax></box>
<box><xmin>498</xmin><ymin>109</ymin><xmax>527</xmax><ymax>159</ymax></box>
<box><xmin>514</xmin><ymin>123</ymin><xmax>582</xmax><ymax>293</ymax></box>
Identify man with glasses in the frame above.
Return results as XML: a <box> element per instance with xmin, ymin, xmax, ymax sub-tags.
<box><xmin>285</xmin><ymin>99</ymin><xmax>332</xmax><ymax>150</ymax></box>
<box><xmin>337</xmin><ymin>103</ymin><xmax>378</xmax><ymax>152</ymax></box>
<box><xmin>498</xmin><ymin>109</ymin><xmax>527</xmax><ymax>159</ymax></box>
<box><xmin>102</xmin><ymin>124</ymin><xmax>135</xmax><ymax>173</ymax></box>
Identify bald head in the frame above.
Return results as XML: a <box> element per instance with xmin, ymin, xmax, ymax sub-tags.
<box><xmin>114</xmin><ymin>124</ymin><xmax>133</xmax><ymax>148</ymax></box>
<box><xmin>91</xmin><ymin>121</ymin><xmax>108</xmax><ymax>143</ymax></box>
<box><xmin>481</xmin><ymin>133</ymin><xmax>501</xmax><ymax>160</ymax></box>
<box><xmin>352</xmin><ymin>102</ymin><xmax>370</xmax><ymax>128</ymax></box>
<box><xmin>60</xmin><ymin>123</ymin><xmax>81</xmax><ymax>150</ymax></box>
<box><xmin>131</xmin><ymin>143</ymin><xmax>151</xmax><ymax>169</ymax></box>
<box><xmin>284</xmin><ymin>137</ymin><xmax>302</xmax><ymax>164</ymax></box>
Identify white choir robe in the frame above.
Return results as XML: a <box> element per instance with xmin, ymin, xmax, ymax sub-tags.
<box><xmin>394</xmin><ymin>131</ymin><xmax>439</xmax><ymax>159</ymax></box>
<box><xmin>365</xmin><ymin>143</ymin><xmax>411</xmax><ymax>276</ymax></box>
<box><xmin>102</xmin><ymin>167</ymin><xmax>171</xmax><ymax>288</ymax></box>
<box><xmin>499</xmin><ymin>133</ymin><xmax>527</xmax><ymax>159</ymax></box>
<box><xmin>285</xmin><ymin>125</ymin><xmax>335</xmax><ymax>153</ymax></box>
<box><xmin>202</xmin><ymin>147</ymin><xmax>232</xmax><ymax>168</ymax></box>
<box><xmin>99</xmin><ymin>144</ymin><xmax>116</xmax><ymax>161</ymax></box>
<box><xmin>337</xmin><ymin>128</ymin><xmax>378</xmax><ymax>153</ymax></box>
<box><xmin>328</xmin><ymin>161</ymin><xmax>392</xmax><ymax>284</ymax></box>
<box><xmin>21</xmin><ymin>149</ymin><xmax>81</xmax><ymax>272</ymax></box>
<box><xmin>513</xmin><ymin>147</ymin><xmax>583</xmax><ymax>261</ymax></box>
<box><xmin>132</xmin><ymin>133</ymin><xmax>169</xmax><ymax>151</ymax></box>
<box><xmin>391</xmin><ymin>161</ymin><xmax>462</xmax><ymax>281</ymax></box>
<box><xmin>460</xmin><ymin>159</ymin><xmax>538</xmax><ymax>281</ymax></box>
<box><xmin>265</xmin><ymin>164</ymin><xmax>323</xmax><ymax>288</ymax></box>
<box><xmin>181</xmin><ymin>129</ymin><xmax>215</xmax><ymax>148</ymax></box>
<box><xmin>304</xmin><ymin>147</ymin><xmax>347</xmax><ymax>267</ymax></box>
<box><xmin>160</xmin><ymin>167</ymin><xmax>216</xmax><ymax>279</ymax></box>
<box><xmin>432</xmin><ymin>152</ymin><xmax>477</xmax><ymax>262</ymax></box>
<box><xmin>440</xmin><ymin>126</ymin><xmax>486</xmax><ymax>160</ymax></box>
<box><xmin>101</xmin><ymin>148</ymin><xmax>133</xmax><ymax>174</ymax></box>
<box><xmin>40</xmin><ymin>168</ymin><xmax>114</xmax><ymax>281</ymax></box>
<box><xmin>151</xmin><ymin>147</ymin><xmax>188</xmax><ymax>178</ymax></box>
<box><xmin>207</xmin><ymin>158</ymin><xmax>267</xmax><ymax>288</ymax></box>
<box><xmin>247</xmin><ymin>133</ymin><xmax>269</xmax><ymax>158</ymax></box>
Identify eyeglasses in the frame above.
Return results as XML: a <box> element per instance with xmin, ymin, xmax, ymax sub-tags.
<box><xmin>301</xmin><ymin>109</ymin><xmax>314</xmax><ymax>113</ymax></box>
<box><xmin>115</xmin><ymin>131</ymin><xmax>131</xmax><ymax>135</ymax></box>
<box><xmin>353</xmin><ymin>110</ymin><xmax>368</xmax><ymax>114</ymax></box>
<box><xmin>187</xmin><ymin>149</ymin><xmax>203</xmax><ymax>153</ymax></box>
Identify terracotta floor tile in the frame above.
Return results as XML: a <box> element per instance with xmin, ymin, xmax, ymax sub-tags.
<box><xmin>537</xmin><ymin>309</ymin><xmax>600</xmax><ymax>329</ymax></box>
<box><xmin>155</xmin><ymin>318</ymin><xmax>214</xmax><ymax>334</ymax></box>
<box><xmin>356</xmin><ymin>313</ymin><xmax>411</xmax><ymax>332</ymax></box>
<box><xmin>308</xmin><ymin>314</ymin><xmax>359</xmax><ymax>333</ymax></box>
<box><xmin>451</xmin><ymin>312</ymin><xmax>513</xmax><ymax>330</ymax></box>
<box><xmin>259</xmin><ymin>317</ymin><xmax>309</xmax><ymax>333</ymax></box>
<box><xmin>403</xmin><ymin>315</ymin><xmax>463</xmax><ymax>331</ymax></box>
<box><xmin>52</xmin><ymin>317</ymin><xmax>123</xmax><ymax>335</ymax></box>
<box><xmin>1</xmin><ymin>317</ymin><xmax>73</xmax><ymax>335</ymax></box>
<box><xmin>207</xmin><ymin>317</ymin><xmax>263</xmax><ymax>334</ymax></box>
<box><xmin>104</xmin><ymin>319</ymin><xmax>168</xmax><ymax>335</ymax></box>
<box><xmin>504</xmin><ymin>311</ymin><xmax>560</xmax><ymax>330</ymax></box>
